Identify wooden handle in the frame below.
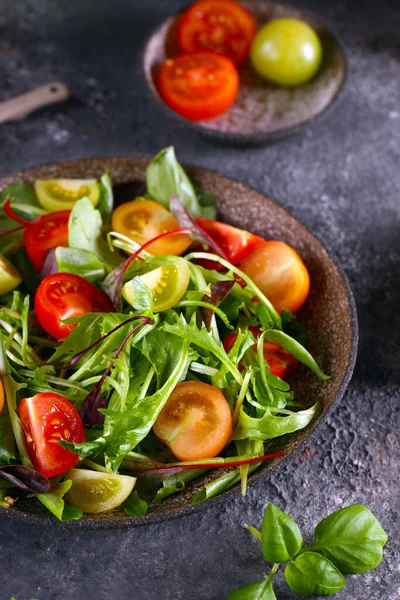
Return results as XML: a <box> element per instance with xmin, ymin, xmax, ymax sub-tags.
<box><xmin>0</xmin><ymin>82</ymin><xmax>70</xmax><ymax>124</ymax></box>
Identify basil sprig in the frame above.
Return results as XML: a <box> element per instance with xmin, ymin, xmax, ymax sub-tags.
<box><xmin>226</xmin><ymin>503</ymin><xmax>387</xmax><ymax>598</ymax></box>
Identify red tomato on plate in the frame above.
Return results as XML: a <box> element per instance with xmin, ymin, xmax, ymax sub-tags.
<box><xmin>157</xmin><ymin>52</ymin><xmax>239</xmax><ymax>121</ymax></box>
<box><xmin>23</xmin><ymin>210</ymin><xmax>70</xmax><ymax>271</ymax></box>
<box><xmin>34</xmin><ymin>272</ymin><xmax>114</xmax><ymax>340</ymax></box>
<box><xmin>18</xmin><ymin>392</ymin><xmax>84</xmax><ymax>479</ymax></box>
<box><xmin>178</xmin><ymin>0</ymin><xmax>257</xmax><ymax>64</ymax></box>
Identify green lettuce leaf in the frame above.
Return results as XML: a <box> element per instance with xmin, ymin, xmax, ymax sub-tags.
<box><xmin>36</xmin><ymin>478</ymin><xmax>83</xmax><ymax>522</ymax></box>
<box><xmin>232</xmin><ymin>403</ymin><xmax>319</xmax><ymax>441</ymax></box>
<box><xmin>55</xmin><ymin>247</ymin><xmax>108</xmax><ymax>282</ymax></box>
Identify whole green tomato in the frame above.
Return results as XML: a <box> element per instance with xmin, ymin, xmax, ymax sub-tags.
<box><xmin>250</xmin><ymin>18</ymin><xmax>322</xmax><ymax>87</ymax></box>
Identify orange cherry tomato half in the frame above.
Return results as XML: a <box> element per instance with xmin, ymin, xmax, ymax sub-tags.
<box><xmin>197</xmin><ymin>216</ymin><xmax>264</xmax><ymax>265</ymax></box>
<box><xmin>223</xmin><ymin>329</ymin><xmax>298</xmax><ymax>378</ymax></box>
<box><xmin>111</xmin><ymin>198</ymin><xmax>192</xmax><ymax>256</ymax></box>
<box><xmin>153</xmin><ymin>381</ymin><xmax>232</xmax><ymax>461</ymax></box>
<box><xmin>18</xmin><ymin>392</ymin><xmax>84</xmax><ymax>479</ymax></box>
<box><xmin>178</xmin><ymin>0</ymin><xmax>257</xmax><ymax>64</ymax></box>
<box><xmin>238</xmin><ymin>240</ymin><xmax>310</xmax><ymax>314</ymax></box>
<box><xmin>0</xmin><ymin>379</ymin><xmax>4</xmax><ymax>415</ymax></box>
<box><xmin>23</xmin><ymin>210</ymin><xmax>70</xmax><ymax>271</ymax></box>
<box><xmin>34</xmin><ymin>273</ymin><xmax>115</xmax><ymax>340</ymax></box>
<box><xmin>157</xmin><ymin>52</ymin><xmax>239</xmax><ymax>121</ymax></box>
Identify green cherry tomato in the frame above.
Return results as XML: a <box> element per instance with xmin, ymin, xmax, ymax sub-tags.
<box><xmin>35</xmin><ymin>178</ymin><xmax>100</xmax><ymax>211</ymax></box>
<box><xmin>65</xmin><ymin>469</ymin><xmax>136</xmax><ymax>513</ymax></box>
<box><xmin>0</xmin><ymin>253</ymin><xmax>22</xmax><ymax>296</ymax></box>
<box><xmin>250</xmin><ymin>18</ymin><xmax>322</xmax><ymax>87</ymax></box>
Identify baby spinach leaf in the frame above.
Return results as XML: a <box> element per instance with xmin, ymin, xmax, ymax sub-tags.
<box><xmin>308</xmin><ymin>504</ymin><xmax>388</xmax><ymax>573</ymax></box>
<box><xmin>97</xmin><ymin>171</ymin><xmax>114</xmax><ymax>223</ymax></box>
<box><xmin>263</xmin><ymin>330</ymin><xmax>329</xmax><ymax>381</ymax></box>
<box><xmin>55</xmin><ymin>247</ymin><xmax>108</xmax><ymax>282</ymax></box>
<box><xmin>226</xmin><ymin>578</ymin><xmax>276</xmax><ymax>600</ymax></box>
<box><xmin>261</xmin><ymin>503</ymin><xmax>303</xmax><ymax>563</ymax></box>
<box><xmin>232</xmin><ymin>403</ymin><xmax>318</xmax><ymax>441</ymax></box>
<box><xmin>37</xmin><ymin>478</ymin><xmax>83</xmax><ymax>522</ymax></box>
<box><xmin>122</xmin><ymin>490</ymin><xmax>148</xmax><ymax>516</ymax></box>
<box><xmin>146</xmin><ymin>146</ymin><xmax>201</xmax><ymax>217</ymax></box>
<box><xmin>284</xmin><ymin>551</ymin><xmax>345</xmax><ymax>596</ymax></box>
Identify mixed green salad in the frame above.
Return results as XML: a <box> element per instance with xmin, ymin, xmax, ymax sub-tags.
<box><xmin>0</xmin><ymin>147</ymin><xmax>328</xmax><ymax>521</ymax></box>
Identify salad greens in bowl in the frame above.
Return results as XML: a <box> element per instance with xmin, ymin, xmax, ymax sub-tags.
<box><xmin>0</xmin><ymin>147</ymin><xmax>357</xmax><ymax>527</ymax></box>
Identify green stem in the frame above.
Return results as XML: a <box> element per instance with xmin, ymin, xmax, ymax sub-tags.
<box><xmin>267</xmin><ymin>563</ymin><xmax>280</xmax><ymax>583</ymax></box>
<box><xmin>244</xmin><ymin>523</ymin><xmax>262</xmax><ymax>540</ymax></box>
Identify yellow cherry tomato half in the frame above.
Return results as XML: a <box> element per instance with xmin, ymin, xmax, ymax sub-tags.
<box><xmin>122</xmin><ymin>257</ymin><xmax>190</xmax><ymax>312</ymax></box>
<box><xmin>65</xmin><ymin>469</ymin><xmax>136</xmax><ymax>514</ymax></box>
<box><xmin>238</xmin><ymin>240</ymin><xmax>310</xmax><ymax>314</ymax></box>
<box><xmin>111</xmin><ymin>198</ymin><xmax>192</xmax><ymax>256</ymax></box>
<box><xmin>0</xmin><ymin>253</ymin><xmax>22</xmax><ymax>296</ymax></box>
<box><xmin>35</xmin><ymin>179</ymin><xmax>100</xmax><ymax>211</ymax></box>
<box><xmin>153</xmin><ymin>381</ymin><xmax>232</xmax><ymax>461</ymax></box>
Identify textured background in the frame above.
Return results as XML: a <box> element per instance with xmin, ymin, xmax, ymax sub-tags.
<box><xmin>0</xmin><ymin>0</ymin><xmax>399</xmax><ymax>599</ymax></box>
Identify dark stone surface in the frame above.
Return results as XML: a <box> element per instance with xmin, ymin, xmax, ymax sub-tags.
<box><xmin>0</xmin><ymin>0</ymin><xmax>399</xmax><ymax>598</ymax></box>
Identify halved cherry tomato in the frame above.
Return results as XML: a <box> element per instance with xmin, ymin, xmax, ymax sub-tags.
<box><xmin>178</xmin><ymin>0</ymin><xmax>257</xmax><ymax>64</ymax></box>
<box><xmin>197</xmin><ymin>217</ymin><xmax>264</xmax><ymax>265</ymax></box>
<box><xmin>157</xmin><ymin>52</ymin><xmax>239</xmax><ymax>121</ymax></box>
<box><xmin>23</xmin><ymin>210</ymin><xmax>70</xmax><ymax>271</ymax></box>
<box><xmin>35</xmin><ymin>273</ymin><xmax>114</xmax><ymax>340</ymax></box>
<box><xmin>223</xmin><ymin>328</ymin><xmax>298</xmax><ymax>378</ymax></box>
<box><xmin>0</xmin><ymin>379</ymin><xmax>4</xmax><ymax>415</ymax></box>
<box><xmin>238</xmin><ymin>240</ymin><xmax>310</xmax><ymax>314</ymax></box>
<box><xmin>0</xmin><ymin>253</ymin><xmax>22</xmax><ymax>295</ymax></box>
<box><xmin>35</xmin><ymin>179</ymin><xmax>100</xmax><ymax>212</ymax></box>
<box><xmin>153</xmin><ymin>381</ymin><xmax>232</xmax><ymax>461</ymax></box>
<box><xmin>111</xmin><ymin>198</ymin><xmax>191</xmax><ymax>256</ymax></box>
<box><xmin>18</xmin><ymin>392</ymin><xmax>84</xmax><ymax>478</ymax></box>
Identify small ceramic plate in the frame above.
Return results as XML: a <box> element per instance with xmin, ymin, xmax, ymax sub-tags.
<box><xmin>0</xmin><ymin>156</ymin><xmax>357</xmax><ymax>528</ymax></box>
<box><xmin>143</xmin><ymin>1</ymin><xmax>347</xmax><ymax>145</ymax></box>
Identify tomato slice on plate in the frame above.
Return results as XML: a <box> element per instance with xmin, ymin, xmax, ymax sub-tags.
<box><xmin>111</xmin><ymin>198</ymin><xmax>191</xmax><ymax>256</ymax></box>
<box><xmin>35</xmin><ymin>273</ymin><xmax>115</xmax><ymax>340</ymax></box>
<box><xmin>197</xmin><ymin>216</ymin><xmax>264</xmax><ymax>265</ymax></box>
<box><xmin>238</xmin><ymin>240</ymin><xmax>310</xmax><ymax>314</ymax></box>
<box><xmin>153</xmin><ymin>381</ymin><xmax>232</xmax><ymax>461</ymax></box>
<box><xmin>35</xmin><ymin>179</ymin><xmax>100</xmax><ymax>212</ymax></box>
<box><xmin>178</xmin><ymin>0</ymin><xmax>257</xmax><ymax>64</ymax></box>
<box><xmin>23</xmin><ymin>210</ymin><xmax>70</xmax><ymax>271</ymax></box>
<box><xmin>18</xmin><ymin>392</ymin><xmax>84</xmax><ymax>479</ymax></box>
<box><xmin>122</xmin><ymin>258</ymin><xmax>190</xmax><ymax>312</ymax></box>
<box><xmin>157</xmin><ymin>52</ymin><xmax>239</xmax><ymax>121</ymax></box>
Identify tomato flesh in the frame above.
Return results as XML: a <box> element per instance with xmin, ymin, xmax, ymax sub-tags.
<box><xmin>23</xmin><ymin>210</ymin><xmax>70</xmax><ymax>271</ymax></box>
<box><xmin>0</xmin><ymin>379</ymin><xmax>4</xmax><ymax>415</ymax></box>
<box><xmin>35</xmin><ymin>179</ymin><xmax>100</xmax><ymax>212</ymax></box>
<box><xmin>153</xmin><ymin>381</ymin><xmax>232</xmax><ymax>461</ymax></box>
<box><xmin>112</xmin><ymin>198</ymin><xmax>191</xmax><ymax>256</ymax></box>
<box><xmin>157</xmin><ymin>52</ymin><xmax>239</xmax><ymax>121</ymax></box>
<box><xmin>197</xmin><ymin>217</ymin><xmax>264</xmax><ymax>265</ymax></box>
<box><xmin>35</xmin><ymin>273</ymin><xmax>115</xmax><ymax>340</ymax></box>
<box><xmin>178</xmin><ymin>0</ymin><xmax>257</xmax><ymax>64</ymax></box>
<box><xmin>238</xmin><ymin>240</ymin><xmax>310</xmax><ymax>314</ymax></box>
<box><xmin>18</xmin><ymin>392</ymin><xmax>84</xmax><ymax>479</ymax></box>
<box><xmin>0</xmin><ymin>253</ymin><xmax>22</xmax><ymax>295</ymax></box>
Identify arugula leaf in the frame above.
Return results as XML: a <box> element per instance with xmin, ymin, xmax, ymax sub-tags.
<box><xmin>284</xmin><ymin>552</ymin><xmax>345</xmax><ymax>596</ymax></box>
<box><xmin>122</xmin><ymin>490</ymin><xmax>148</xmax><ymax>516</ymax></box>
<box><xmin>226</xmin><ymin>578</ymin><xmax>276</xmax><ymax>600</ymax></box>
<box><xmin>146</xmin><ymin>146</ymin><xmax>207</xmax><ymax>218</ymax></box>
<box><xmin>97</xmin><ymin>171</ymin><xmax>114</xmax><ymax>223</ymax></box>
<box><xmin>261</xmin><ymin>503</ymin><xmax>303</xmax><ymax>563</ymax></box>
<box><xmin>68</xmin><ymin>197</ymin><xmax>120</xmax><ymax>267</ymax></box>
<box><xmin>233</xmin><ymin>403</ymin><xmax>318</xmax><ymax>441</ymax></box>
<box><xmin>55</xmin><ymin>247</ymin><xmax>108</xmax><ymax>282</ymax></box>
<box><xmin>36</xmin><ymin>478</ymin><xmax>83</xmax><ymax>522</ymax></box>
<box><xmin>308</xmin><ymin>505</ymin><xmax>388</xmax><ymax>574</ymax></box>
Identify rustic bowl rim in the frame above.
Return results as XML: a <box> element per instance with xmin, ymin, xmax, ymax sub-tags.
<box><xmin>0</xmin><ymin>154</ymin><xmax>358</xmax><ymax>529</ymax></box>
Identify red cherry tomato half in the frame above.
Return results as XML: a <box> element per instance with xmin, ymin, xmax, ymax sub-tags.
<box><xmin>178</xmin><ymin>0</ymin><xmax>257</xmax><ymax>64</ymax></box>
<box><xmin>23</xmin><ymin>210</ymin><xmax>70</xmax><ymax>271</ymax></box>
<box><xmin>18</xmin><ymin>392</ymin><xmax>84</xmax><ymax>479</ymax></box>
<box><xmin>196</xmin><ymin>217</ymin><xmax>264</xmax><ymax>265</ymax></box>
<box><xmin>223</xmin><ymin>328</ymin><xmax>298</xmax><ymax>378</ymax></box>
<box><xmin>157</xmin><ymin>52</ymin><xmax>239</xmax><ymax>121</ymax></box>
<box><xmin>35</xmin><ymin>273</ymin><xmax>115</xmax><ymax>340</ymax></box>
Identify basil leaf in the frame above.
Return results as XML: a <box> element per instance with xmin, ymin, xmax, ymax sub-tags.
<box><xmin>309</xmin><ymin>504</ymin><xmax>388</xmax><ymax>573</ymax></box>
<box><xmin>122</xmin><ymin>490</ymin><xmax>148</xmax><ymax>516</ymax></box>
<box><xmin>232</xmin><ymin>403</ymin><xmax>318</xmax><ymax>441</ymax></box>
<box><xmin>55</xmin><ymin>247</ymin><xmax>108</xmax><ymax>282</ymax></box>
<box><xmin>146</xmin><ymin>146</ymin><xmax>201</xmax><ymax>217</ymax></box>
<box><xmin>263</xmin><ymin>330</ymin><xmax>329</xmax><ymax>381</ymax></box>
<box><xmin>284</xmin><ymin>552</ymin><xmax>345</xmax><ymax>596</ymax></box>
<box><xmin>261</xmin><ymin>503</ymin><xmax>303</xmax><ymax>563</ymax></box>
<box><xmin>226</xmin><ymin>577</ymin><xmax>276</xmax><ymax>600</ymax></box>
<box><xmin>97</xmin><ymin>171</ymin><xmax>114</xmax><ymax>223</ymax></box>
<box><xmin>36</xmin><ymin>478</ymin><xmax>83</xmax><ymax>522</ymax></box>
